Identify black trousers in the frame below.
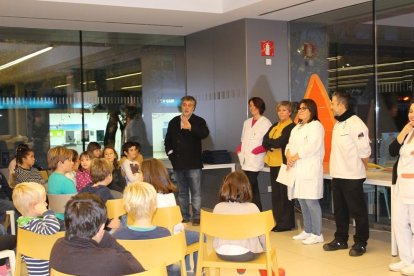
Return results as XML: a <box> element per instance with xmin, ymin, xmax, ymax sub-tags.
<box><xmin>270</xmin><ymin>166</ymin><xmax>295</xmax><ymax>229</ymax></box>
<box><xmin>243</xmin><ymin>170</ymin><xmax>262</xmax><ymax>211</ymax></box>
<box><xmin>332</xmin><ymin>178</ymin><xmax>369</xmax><ymax>246</ymax></box>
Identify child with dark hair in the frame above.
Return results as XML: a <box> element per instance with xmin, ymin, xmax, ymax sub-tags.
<box><xmin>103</xmin><ymin>146</ymin><xmax>126</xmax><ymax>193</ymax></box>
<box><xmin>14</xmin><ymin>144</ymin><xmax>45</xmax><ymax>185</ymax></box>
<box><xmin>65</xmin><ymin>149</ymin><xmax>79</xmax><ymax>184</ymax></box>
<box><xmin>80</xmin><ymin>158</ymin><xmax>114</xmax><ymax>204</ymax></box>
<box><xmin>75</xmin><ymin>152</ymin><xmax>92</xmax><ymax>192</ymax></box>
<box><xmin>86</xmin><ymin>142</ymin><xmax>102</xmax><ymax>159</ymax></box>
<box><xmin>213</xmin><ymin>171</ymin><xmax>265</xmax><ymax>262</ymax></box>
<box><xmin>50</xmin><ymin>193</ymin><xmax>144</xmax><ymax>276</ymax></box>
<box><xmin>120</xmin><ymin>142</ymin><xmax>143</xmax><ymax>184</ymax></box>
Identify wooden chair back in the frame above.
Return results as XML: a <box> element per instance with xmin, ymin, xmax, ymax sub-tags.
<box><xmin>195</xmin><ymin>209</ymin><xmax>277</xmax><ymax>276</ymax></box>
<box><xmin>47</xmin><ymin>194</ymin><xmax>76</xmax><ymax>214</ymax></box>
<box><xmin>15</xmin><ymin>228</ymin><xmax>65</xmax><ymax>276</ymax></box>
<box><xmin>117</xmin><ymin>231</ymin><xmax>187</xmax><ymax>276</ymax></box>
<box><xmin>106</xmin><ymin>198</ymin><xmax>126</xmax><ymax>219</ymax></box>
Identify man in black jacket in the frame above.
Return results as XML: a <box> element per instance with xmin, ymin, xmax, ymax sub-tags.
<box><xmin>164</xmin><ymin>96</ymin><xmax>209</xmax><ymax>226</ymax></box>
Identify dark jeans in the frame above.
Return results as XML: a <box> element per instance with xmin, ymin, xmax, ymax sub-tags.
<box><xmin>270</xmin><ymin>166</ymin><xmax>295</xmax><ymax>229</ymax></box>
<box><xmin>243</xmin><ymin>171</ymin><xmax>261</xmax><ymax>211</ymax></box>
<box><xmin>332</xmin><ymin>178</ymin><xmax>369</xmax><ymax>246</ymax></box>
<box><xmin>175</xmin><ymin>169</ymin><xmax>202</xmax><ymax>221</ymax></box>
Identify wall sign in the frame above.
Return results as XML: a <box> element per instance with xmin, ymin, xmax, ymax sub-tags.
<box><xmin>261</xmin><ymin>41</ymin><xmax>274</xmax><ymax>56</ymax></box>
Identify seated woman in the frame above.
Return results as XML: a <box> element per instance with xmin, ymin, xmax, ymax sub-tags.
<box><xmin>213</xmin><ymin>171</ymin><xmax>265</xmax><ymax>262</ymax></box>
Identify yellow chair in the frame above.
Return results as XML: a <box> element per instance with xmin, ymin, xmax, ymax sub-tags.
<box><xmin>195</xmin><ymin>209</ymin><xmax>277</xmax><ymax>276</ymax></box>
<box><xmin>117</xmin><ymin>231</ymin><xmax>187</xmax><ymax>276</ymax></box>
<box><xmin>106</xmin><ymin>198</ymin><xmax>126</xmax><ymax>219</ymax></box>
<box><xmin>39</xmin><ymin>170</ymin><xmax>49</xmax><ymax>181</ymax></box>
<box><xmin>47</xmin><ymin>194</ymin><xmax>76</xmax><ymax>214</ymax></box>
<box><xmin>15</xmin><ymin>228</ymin><xmax>65</xmax><ymax>276</ymax></box>
<box><xmin>129</xmin><ymin>266</ymin><xmax>168</xmax><ymax>276</ymax></box>
<box><xmin>152</xmin><ymin>206</ymin><xmax>199</xmax><ymax>266</ymax></box>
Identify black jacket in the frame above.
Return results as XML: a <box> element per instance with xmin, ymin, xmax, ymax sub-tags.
<box><xmin>262</xmin><ymin>122</ymin><xmax>295</xmax><ymax>165</ymax></box>
<box><xmin>107</xmin><ymin>168</ymin><xmax>126</xmax><ymax>193</ymax></box>
<box><xmin>389</xmin><ymin>137</ymin><xmax>405</xmax><ymax>185</ymax></box>
<box><xmin>164</xmin><ymin>114</ymin><xmax>209</xmax><ymax>170</ymax></box>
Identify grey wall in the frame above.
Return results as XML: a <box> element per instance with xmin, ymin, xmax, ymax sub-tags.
<box><xmin>245</xmin><ymin>19</ymin><xmax>290</xmax><ymax>121</ymax></box>
<box><xmin>186</xmin><ymin>19</ymin><xmax>290</xmax><ymax>151</ymax></box>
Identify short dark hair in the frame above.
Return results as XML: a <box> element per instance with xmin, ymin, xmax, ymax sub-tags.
<box><xmin>219</xmin><ymin>171</ymin><xmax>252</xmax><ymax>203</ymax></box>
<box><xmin>298</xmin><ymin>98</ymin><xmax>319</xmax><ymax>123</ymax></box>
<box><xmin>249</xmin><ymin>97</ymin><xmax>266</xmax><ymax>115</ymax></box>
<box><xmin>15</xmin><ymin>144</ymin><xmax>33</xmax><ymax>165</ymax></box>
<box><xmin>122</xmin><ymin>141</ymin><xmax>136</xmax><ymax>156</ymax></box>
<box><xmin>181</xmin><ymin>96</ymin><xmax>197</xmax><ymax>108</ymax></box>
<box><xmin>64</xmin><ymin>193</ymin><xmax>107</xmax><ymax>240</ymax></box>
<box><xmin>86</xmin><ymin>142</ymin><xmax>101</xmax><ymax>156</ymax></box>
<box><xmin>331</xmin><ymin>91</ymin><xmax>350</xmax><ymax>109</ymax></box>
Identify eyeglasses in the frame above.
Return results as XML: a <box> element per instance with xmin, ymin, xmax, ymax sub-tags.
<box><xmin>298</xmin><ymin>107</ymin><xmax>308</xmax><ymax>111</ymax></box>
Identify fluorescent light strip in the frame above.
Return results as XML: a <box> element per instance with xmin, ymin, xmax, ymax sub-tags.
<box><xmin>0</xmin><ymin>46</ymin><xmax>53</xmax><ymax>71</ymax></box>
<box><xmin>106</xmin><ymin>72</ymin><xmax>142</xmax><ymax>81</ymax></box>
<box><xmin>121</xmin><ymin>85</ymin><xmax>142</xmax><ymax>90</ymax></box>
<box><xmin>54</xmin><ymin>84</ymin><xmax>70</xmax><ymax>88</ymax></box>
<box><xmin>328</xmin><ymin>59</ymin><xmax>414</xmax><ymax>73</ymax></box>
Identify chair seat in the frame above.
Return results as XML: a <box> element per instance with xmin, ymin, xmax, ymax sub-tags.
<box><xmin>202</xmin><ymin>250</ymin><xmax>274</xmax><ymax>269</ymax></box>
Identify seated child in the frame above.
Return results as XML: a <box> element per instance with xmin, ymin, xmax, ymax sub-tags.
<box><xmin>12</xmin><ymin>182</ymin><xmax>61</xmax><ymax>276</ymax></box>
<box><xmin>14</xmin><ymin>144</ymin><xmax>45</xmax><ymax>185</ymax></box>
<box><xmin>76</xmin><ymin>152</ymin><xmax>93</xmax><ymax>192</ymax></box>
<box><xmin>50</xmin><ymin>193</ymin><xmax>144</xmax><ymax>276</ymax></box>
<box><xmin>141</xmin><ymin>158</ymin><xmax>199</xmax><ymax>272</ymax></box>
<box><xmin>79</xmin><ymin>158</ymin><xmax>114</xmax><ymax>204</ymax></box>
<box><xmin>213</xmin><ymin>171</ymin><xmax>265</xmax><ymax>262</ymax></box>
<box><xmin>120</xmin><ymin>142</ymin><xmax>143</xmax><ymax>185</ymax></box>
<box><xmin>103</xmin><ymin>146</ymin><xmax>126</xmax><ymax>193</ymax></box>
<box><xmin>87</xmin><ymin>142</ymin><xmax>102</xmax><ymax>159</ymax></box>
<box><xmin>65</xmin><ymin>149</ymin><xmax>79</xmax><ymax>184</ymax></box>
<box><xmin>47</xmin><ymin>146</ymin><xmax>77</xmax><ymax>220</ymax></box>
<box><xmin>113</xmin><ymin>182</ymin><xmax>179</xmax><ymax>276</ymax></box>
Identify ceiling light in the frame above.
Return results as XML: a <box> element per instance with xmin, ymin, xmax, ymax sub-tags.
<box><xmin>106</xmin><ymin>72</ymin><xmax>142</xmax><ymax>81</ymax></box>
<box><xmin>0</xmin><ymin>46</ymin><xmax>53</xmax><ymax>71</ymax></box>
<box><xmin>121</xmin><ymin>85</ymin><xmax>142</xmax><ymax>90</ymax></box>
<box><xmin>54</xmin><ymin>84</ymin><xmax>70</xmax><ymax>88</ymax></box>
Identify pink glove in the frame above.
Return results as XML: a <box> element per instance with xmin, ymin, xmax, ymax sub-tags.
<box><xmin>235</xmin><ymin>144</ymin><xmax>242</xmax><ymax>153</ymax></box>
<box><xmin>251</xmin><ymin>145</ymin><xmax>266</xmax><ymax>155</ymax></box>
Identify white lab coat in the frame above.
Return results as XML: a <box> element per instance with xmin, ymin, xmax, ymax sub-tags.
<box><xmin>285</xmin><ymin>120</ymin><xmax>324</xmax><ymax>199</ymax></box>
<box><xmin>238</xmin><ymin>116</ymin><xmax>272</xmax><ymax>172</ymax></box>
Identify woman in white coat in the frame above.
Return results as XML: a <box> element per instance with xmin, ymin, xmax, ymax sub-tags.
<box><xmin>286</xmin><ymin>99</ymin><xmax>325</xmax><ymax>245</ymax></box>
<box><xmin>237</xmin><ymin>97</ymin><xmax>272</xmax><ymax>210</ymax></box>
<box><xmin>388</xmin><ymin>101</ymin><xmax>414</xmax><ymax>274</ymax></box>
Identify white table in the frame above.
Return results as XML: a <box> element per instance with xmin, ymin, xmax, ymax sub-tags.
<box><xmin>162</xmin><ymin>160</ymin><xmax>236</xmax><ymax>172</ymax></box>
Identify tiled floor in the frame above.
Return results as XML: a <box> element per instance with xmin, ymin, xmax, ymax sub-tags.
<box><xmin>188</xmin><ymin>217</ymin><xmax>400</xmax><ymax>276</ymax></box>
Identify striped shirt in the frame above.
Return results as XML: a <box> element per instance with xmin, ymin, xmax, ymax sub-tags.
<box><xmin>18</xmin><ymin>210</ymin><xmax>60</xmax><ymax>276</ymax></box>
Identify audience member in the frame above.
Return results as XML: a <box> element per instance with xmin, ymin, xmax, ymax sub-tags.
<box><xmin>13</xmin><ymin>182</ymin><xmax>60</xmax><ymax>276</ymax></box>
<box><xmin>213</xmin><ymin>171</ymin><xmax>265</xmax><ymax>262</ymax></box>
<box><xmin>50</xmin><ymin>193</ymin><xmax>144</xmax><ymax>275</ymax></box>
<box><xmin>75</xmin><ymin>152</ymin><xmax>92</xmax><ymax>192</ymax></box>
<box><xmin>86</xmin><ymin>142</ymin><xmax>102</xmax><ymax>159</ymax></box>
<box><xmin>14</xmin><ymin>144</ymin><xmax>45</xmax><ymax>185</ymax></box>
<box><xmin>120</xmin><ymin>142</ymin><xmax>143</xmax><ymax>185</ymax></box>
<box><xmin>47</xmin><ymin>146</ymin><xmax>77</xmax><ymax>220</ymax></box>
<box><xmin>103</xmin><ymin>146</ymin><xmax>126</xmax><ymax>193</ymax></box>
<box><xmin>65</xmin><ymin>149</ymin><xmax>79</xmax><ymax>184</ymax></box>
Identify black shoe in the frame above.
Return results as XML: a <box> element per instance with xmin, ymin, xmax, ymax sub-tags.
<box><xmin>323</xmin><ymin>239</ymin><xmax>348</xmax><ymax>251</ymax></box>
<box><xmin>349</xmin><ymin>243</ymin><xmax>366</xmax><ymax>257</ymax></box>
<box><xmin>192</xmin><ymin>219</ymin><xmax>200</xmax><ymax>226</ymax></box>
<box><xmin>272</xmin><ymin>226</ymin><xmax>293</xmax><ymax>232</ymax></box>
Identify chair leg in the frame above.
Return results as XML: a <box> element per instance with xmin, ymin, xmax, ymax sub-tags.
<box><xmin>6</xmin><ymin>211</ymin><xmax>15</xmax><ymax>235</ymax></box>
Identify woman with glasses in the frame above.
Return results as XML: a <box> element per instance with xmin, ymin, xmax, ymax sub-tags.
<box><xmin>236</xmin><ymin>97</ymin><xmax>272</xmax><ymax>210</ymax></box>
<box><xmin>262</xmin><ymin>101</ymin><xmax>296</xmax><ymax>232</ymax></box>
<box><xmin>286</xmin><ymin>99</ymin><xmax>325</xmax><ymax>245</ymax></box>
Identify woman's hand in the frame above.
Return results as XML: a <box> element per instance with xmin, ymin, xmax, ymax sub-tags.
<box><xmin>398</xmin><ymin>122</ymin><xmax>414</xmax><ymax>144</ymax></box>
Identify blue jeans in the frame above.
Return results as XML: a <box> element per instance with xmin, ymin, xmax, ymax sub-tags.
<box><xmin>175</xmin><ymin>169</ymin><xmax>202</xmax><ymax>221</ymax></box>
<box><xmin>298</xmin><ymin>199</ymin><xmax>322</xmax><ymax>235</ymax></box>
<box><xmin>185</xmin><ymin>230</ymin><xmax>199</xmax><ymax>272</ymax></box>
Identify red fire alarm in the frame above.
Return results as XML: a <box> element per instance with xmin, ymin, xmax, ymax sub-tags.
<box><xmin>261</xmin><ymin>41</ymin><xmax>274</xmax><ymax>56</ymax></box>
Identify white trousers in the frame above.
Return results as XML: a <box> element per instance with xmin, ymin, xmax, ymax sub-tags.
<box><xmin>394</xmin><ymin>187</ymin><xmax>414</xmax><ymax>264</ymax></box>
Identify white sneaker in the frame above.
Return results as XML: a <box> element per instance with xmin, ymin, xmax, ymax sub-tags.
<box><xmin>401</xmin><ymin>264</ymin><xmax>414</xmax><ymax>275</ymax></box>
<box><xmin>292</xmin><ymin>231</ymin><xmax>311</xmax><ymax>240</ymax></box>
<box><xmin>302</xmin><ymin>234</ymin><xmax>324</xmax><ymax>245</ymax></box>
<box><xmin>389</xmin><ymin>261</ymin><xmax>410</xmax><ymax>272</ymax></box>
